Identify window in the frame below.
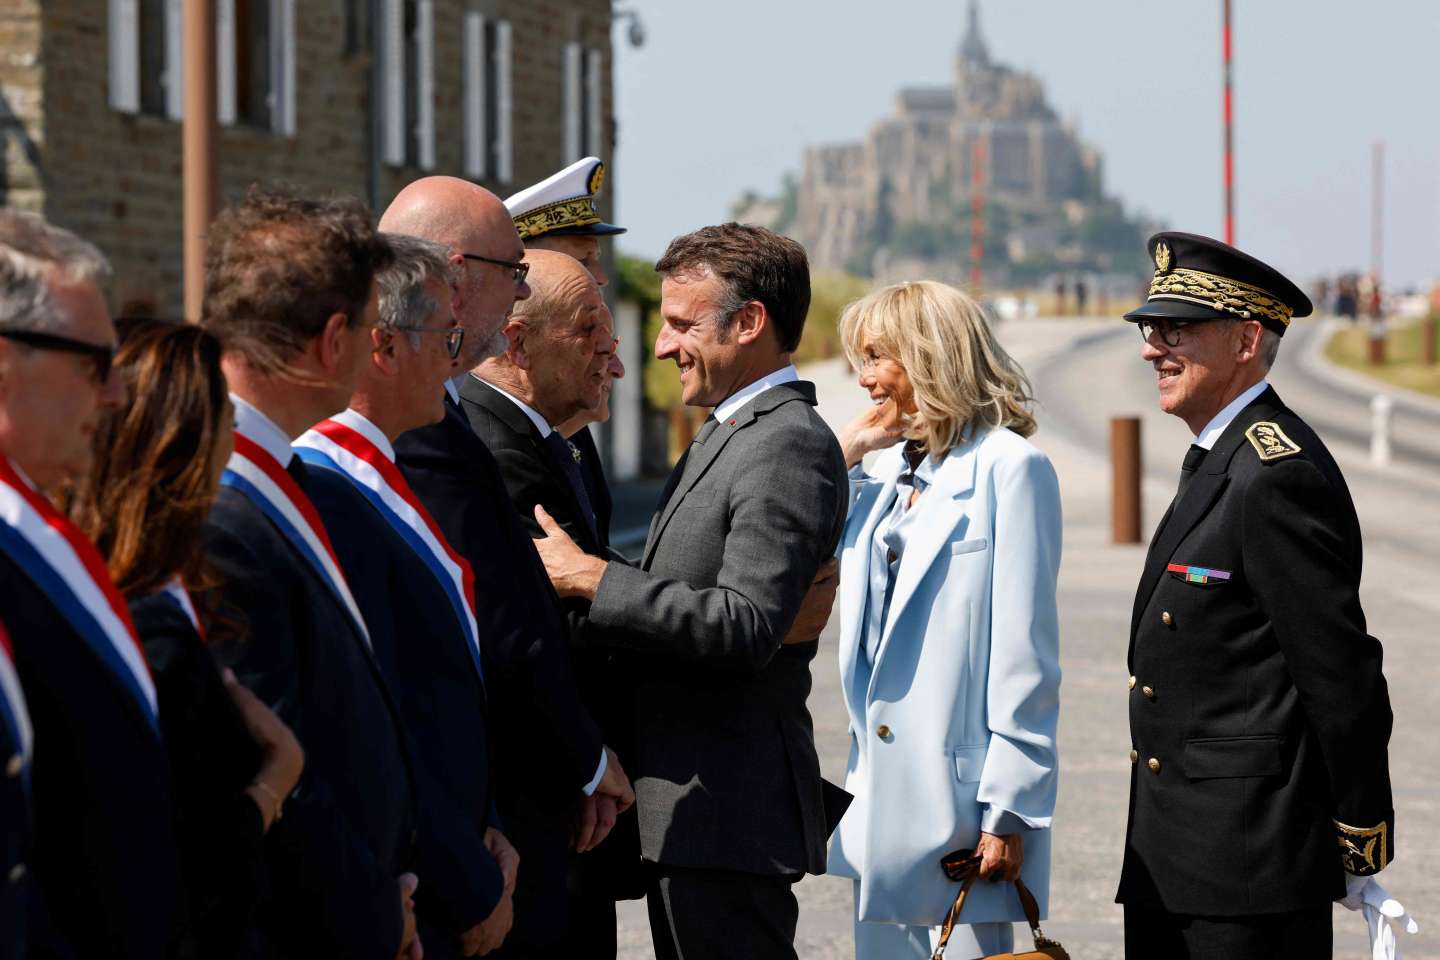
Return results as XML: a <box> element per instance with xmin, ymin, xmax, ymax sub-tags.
<box><xmin>462</xmin><ymin>10</ymin><xmax>511</xmax><ymax>181</ymax></box>
<box><xmin>108</xmin><ymin>0</ymin><xmax>175</xmax><ymax>116</ymax></box>
<box><xmin>380</xmin><ymin>0</ymin><xmax>434</xmax><ymax>169</ymax></box>
<box><xmin>562</xmin><ymin>42</ymin><xmax>604</xmax><ymax>161</ymax></box>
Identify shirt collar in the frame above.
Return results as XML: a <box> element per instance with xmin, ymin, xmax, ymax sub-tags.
<box><xmin>1194</xmin><ymin>379</ymin><xmax>1269</xmax><ymax>451</ymax></box>
<box><xmin>444</xmin><ymin>375</ymin><xmax>463</xmax><ymax>405</ymax></box>
<box><xmin>331</xmin><ymin>408</ymin><xmax>395</xmax><ymax>462</ymax></box>
<box><xmin>712</xmin><ymin>364</ymin><xmax>799</xmax><ymax>424</ymax></box>
<box><xmin>230</xmin><ymin>393</ymin><xmax>295</xmax><ymax>467</ymax></box>
<box><xmin>478</xmin><ymin>376</ymin><xmax>554</xmax><ymax>437</ymax></box>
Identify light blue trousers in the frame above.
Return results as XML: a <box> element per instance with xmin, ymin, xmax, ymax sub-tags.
<box><xmin>852</xmin><ymin>882</ymin><xmax>1013</xmax><ymax>959</ymax></box>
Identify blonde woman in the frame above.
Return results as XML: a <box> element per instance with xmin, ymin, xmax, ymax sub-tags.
<box><xmin>827</xmin><ymin>281</ymin><xmax>1062</xmax><ymax>959</ymax></box>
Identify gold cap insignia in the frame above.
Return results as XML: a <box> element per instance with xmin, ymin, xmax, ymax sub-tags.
<box><xmin>1245</xmin><ymin>421</ymin><xmax>1301</xmax><ymax>461</ymax></box>
<box><xmin>588</xmin><ymin>163</ymin><xmax>605</xmax><ymax>196</ymax></box>
<box><xmin>1154</xmin><ymin>240</ymin><xmax>1172</xmax><ymax>274</ymax></box>
<box><xmin>1334</xmin><ymin>819</ymin><xmax>1391</xmax><ymax>876</ymax></box>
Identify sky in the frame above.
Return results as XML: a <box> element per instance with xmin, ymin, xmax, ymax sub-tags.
<box><xmin>608</xmin><ymin>0</ymin><xmax>1440</xmax><ymax>289</ymax></box>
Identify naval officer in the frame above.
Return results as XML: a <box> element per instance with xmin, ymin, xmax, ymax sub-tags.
<box><xmin>1117</xmin><ymin>232</ymin><xmax>1396</xmax><ymax>958</ymax></box>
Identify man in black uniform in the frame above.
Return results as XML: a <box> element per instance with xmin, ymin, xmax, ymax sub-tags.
<box><xmin>1117</xmin><ymin>232</ymin><xmax>1396</xmax><ymax>958</ymax></box>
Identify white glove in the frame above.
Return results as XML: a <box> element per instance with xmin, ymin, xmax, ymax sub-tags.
<box><xmin>1340</xmin><ymin>873</ymin><xmax>1420</xmax><ymax>960</ymax></box>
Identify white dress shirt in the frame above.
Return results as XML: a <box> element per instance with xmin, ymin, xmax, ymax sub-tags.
<box><xmin>712</xmin><ymin>364</ymin><xmax>800</xmax><ymax>424</ymax></box>
<box><xmin>1193</xmin><ymin>379</ymin><xmax>1269</xmax><ymax>450</ymax></box>
<box><xmin>230</xmin><ymin>393</ymin><xmax>295</xmax><ymax>466</ymax></box>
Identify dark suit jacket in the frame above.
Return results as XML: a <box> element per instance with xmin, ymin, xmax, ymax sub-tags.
<box><xmin>586</xmin><ymin>381</ymin><xmax>848</xmax><ymax>877</ymax></box>
<box><xmin>394</xmin><ymin>391</ymin><xmax>605</xmax><ymax>944</ymax></box>
<box><xmin>466</xmin><ymin>379</ymin><xmax>644</xmax><ymax>899</ymax></box>
<box><xmin>130</xmin><ymin>592</ymin><xmax>267</xmax><ymax>960</ymax></box>
<box><xmin>203</xmin><ymin>461</ymin><xmax>416</xmax><ymax>959</ymax></box>
<box><xmin>0</xmin><ymin>549</ymin><xmax>182</xmax><ymax>959</ymax></box>
<box><xmin>304</xmin><ymin>465</ymin><xmax>504</xmax><ymax>958</ymax></box>
<box><xmin>0</xmin><ymin>619</ymin><xmax>30</xmax><ymax>960</ymax></box>
<box><xmin>1118</xmin><ymin>386</ymin><xmax>1394</xmax><ymax>916</ymax></box>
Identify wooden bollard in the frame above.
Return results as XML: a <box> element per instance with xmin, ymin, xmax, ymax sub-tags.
<box><xmin>1367</xmin><ymin>319</ymin><xmax>1387</xmax><ymax>366</ymax></box>
<box><xmin>1111</xmin><ymin>417</ymin><xmax>1142</xmax><ymax>544</ymax></box>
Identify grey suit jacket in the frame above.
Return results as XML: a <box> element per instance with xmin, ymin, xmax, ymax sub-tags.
<box><xmin>587</xmin><ymin>380</ymin><xmax>848</xmax><ymax>876</ymax></box>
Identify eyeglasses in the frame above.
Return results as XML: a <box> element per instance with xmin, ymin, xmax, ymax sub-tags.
<box><xmin>859</xmin><ymin>350</ymin><xmax>891</xmax><ymax>371</ymax></box>
<box><xmin>461</xmin><ymin>253</ymin><xmax>530</xmax><ymax>287</ymax></box>
<box><xmin>391</xmin><ymin>324</ymin><xmax>465</xmax><ymax>359</ymax></box>
<box><xmin>1136</xmin><ymin>318</ymin><xmax>1209</xmax><ymax>348</ymax></box>
<box><xmin>0</xmin><ymin>327</ymin><xmax>116</xmax><ymax>382</ymax></box>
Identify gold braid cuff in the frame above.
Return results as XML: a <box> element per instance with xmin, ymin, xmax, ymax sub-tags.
<box><xmin>513</xmin><ymin>196</ymin><xmax>602</xmax><ymax>239</ymax></box>
<box><xmin>1147</xmin><ymin>267</ymin><xmax>1293</xmax><ymax>326</ymax></box>
<box><xmin>1334</xmin><ymin>818</ymin><xmax>1391</xmax><ymax>876</ymax></box>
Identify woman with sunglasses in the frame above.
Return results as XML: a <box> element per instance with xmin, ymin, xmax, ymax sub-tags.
<box><xmin>65</xmin><ymin>319</ymin><xmax>304</xmax><ymax>959</ymax></box>
<box><xmin>826</xmin><ymin>281</ymin><xmax>1062</xmax><ymax>959</ymax></box>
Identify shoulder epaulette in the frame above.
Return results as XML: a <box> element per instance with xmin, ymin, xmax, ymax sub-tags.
<box><xmin>1245</xmin><ymin>421</ymin><xmax>1302</xmax><ymax>462</ymax></box>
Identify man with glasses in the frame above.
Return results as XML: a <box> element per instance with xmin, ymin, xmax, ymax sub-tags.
<box><xmin>293</xmin><ymin>233</ymin><xmax>520</xmax><ymax>958</ymax></box>
<box><xmin>383</xmin><ymin>178</ymin><xmax>634</xmax><ymax>959</ymax></box>
<box><xmin>1117</xmin><ymin>232</ymin><xmax>1396</xmax><ymax>958</ymax></box>
<box><xmin>0</xmin><ymin>211</ymin><xmax>183</xmax><ymax>958</ymax></box>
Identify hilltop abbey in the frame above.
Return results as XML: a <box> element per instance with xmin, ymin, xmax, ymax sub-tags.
<box><xmin>740</xmin><ymin>2</ymin><xmax>1148</xmax><ymax>288</ymax></box>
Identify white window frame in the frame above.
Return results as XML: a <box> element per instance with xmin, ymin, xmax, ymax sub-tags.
<box><xmin>380</xmin><ymin>0</ymin><xmax>405</xmax><ymax>164</ymax></box>
<box><xmin>413</xmin><ymin>0</ymin><xmax>435</xmax><ymax>169</ymax></box>
<box><xmin>108</xmin><ymin>0</ymin><xmax>141</xmax><ymax>113</ymax></box>
<box><xmin>584</xmin><ymin>47</ymin><xmax>603</xmax><ymax>158</ymax></box>
<box><xmin>562</xmin><ymin>41</ymin><xmax>582</xmax><ymax>162</ymax></box>
<box><xmin>163</xmin><ymin>0</ymin><xmax>183</xmax><ymax>119</ymax></box>
<box><xmin>270</xmin><ymin>0</ymin><xmax>297</xmax><ymax>136</ymax></box>
<box><xmin>462</xmin><ymin>12</ymin><xmax>511</xmax><ymax>182</ymax></box>
<box><xmin>495</xmin><ymin>20</ymin><xmax>512</xmax><ymax>181</ymax></box>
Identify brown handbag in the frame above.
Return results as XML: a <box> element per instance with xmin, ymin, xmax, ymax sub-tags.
<box><xmin>931</xmin><ymin>851</ymin><xmax>1070</xmax><ymax>960</ymax></box>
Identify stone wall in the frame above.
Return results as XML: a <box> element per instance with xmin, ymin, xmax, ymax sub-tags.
<box><xmin>2</xmin><ymin>0</ymin><xmax>613</xmax><ymax>315</ymax></box>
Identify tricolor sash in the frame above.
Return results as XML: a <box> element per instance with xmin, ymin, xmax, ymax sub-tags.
<box><xmin>159</xmin><ymin>577</ymin><xmax>206</xmax><ymax>641</ymax></box>
<box><xmin>295</xmin><ymin>416</ymin><xmax>484</xmax><ymax>684</ymax></box>
<box><xmin>0</xmin><ymin>455</ymin><xmax>159</xmax><ymax>737</ymax></box>
<box><xmin>221</xmin><ymin>432</ymin><xmax>371</xmax><ymax>648</ymax></box>
<box><xmin>0</xmin><ymin>620</ymin><xmax>33</xmax><ymax>782</ymax></box>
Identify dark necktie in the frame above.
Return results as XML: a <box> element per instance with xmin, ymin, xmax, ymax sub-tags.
<box><xmin>1177</xmin><ymin>443</ymin><xmax>1207</xmax><ymax>500</ymax></box>
<box><xmin>541</xmin><ymin>430</ymin><xmax>598</xmax><ymax>540</ymax></box>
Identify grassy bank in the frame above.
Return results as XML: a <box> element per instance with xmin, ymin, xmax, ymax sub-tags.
<box><xmin>1323</xmin><ymin>317</ymin><xmax>1440</xmax><ymax>399</ymax></box>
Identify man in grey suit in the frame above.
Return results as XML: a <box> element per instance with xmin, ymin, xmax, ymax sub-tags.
<box><xmin>532</xmin><ymin>224</ymin><xmax>847</xmax><ymax>959</ymax></box>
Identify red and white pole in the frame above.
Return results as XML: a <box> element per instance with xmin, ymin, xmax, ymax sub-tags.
<box><xmin>1222</xmin><ymin>0</ymin><xmax>1235</xmax><ymax>246</ymax></box>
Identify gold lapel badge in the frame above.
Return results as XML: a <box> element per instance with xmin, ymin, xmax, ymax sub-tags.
<box><xmin>1245</xmin><ymin>421</ymin><xmax>1301</xmax><ymax>461</ymax></box>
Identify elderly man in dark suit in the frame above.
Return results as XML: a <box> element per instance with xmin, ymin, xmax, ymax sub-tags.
<box><xmin>382</xmin><ymin>177</ymin><xmax>634</xmax><ymax>959</ymax></box>
<box><xmin>533</xmin><ymin>224</ymin><xmax>848</xmax><ymax>960</ymax></box>
<box><xmin>0</xmin><ymin>211</ymin><xmax>180</xmax><ymax>959</ymax></box>
<box><xmin>199</xmin><ymin>189</ymin><xmax>423</xmax><ymax>959</ymax></box>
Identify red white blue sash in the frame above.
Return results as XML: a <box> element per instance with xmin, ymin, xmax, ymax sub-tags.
<box><xmin>295</xmin><ymin>415</ymin><xmax>484</xmax><ymax>683</ymax></box>
<box><xmin>221</xmin><ymin>432</ymin><xmax>371</xmax><ymax>648</ymax></box>
<box><xmin>159</xmin><ymin>577</ymin><xmax>206</xmax><ymax>641</ymax></box>
<box><xmin>0</xmin><ymin>620</ymin><xmax>33</xmax><ymax>781</ymax></box>
<box><xmin>0</xmin><ymin>455</ymin><xmax>159</xmax><ymax>737</ymax></box>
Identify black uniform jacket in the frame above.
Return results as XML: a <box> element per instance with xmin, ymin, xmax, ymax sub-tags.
<box><xmin>304</xmin><ymin>466</ymin><xmax>505</xmax><ymax>959</ymax></box>
<box><xmin>0</xmin><ymin>629</ymin><xmax>25</xmax><ymax>960</ymax></box>
<box><xmin>203</xmin><ymin>461</ymin><xmax>416</xmax><ymax>959</ymax></box>
<box><xmin>130</xmin><ymin>592</ymin><xmax>268</xmax><ymax>960</ymax></box>
<box><xmin>569</xmin><ymin>425</ymin><xmax>613</xmax><ymax>546</ymax></box>
<box><xmin>1118</xmin><ymin>386</ymin><xmax>1394</xmax><ymax>916</ymax></box>
<box><xmin>0</xmin><ymin>549</ymin><xmax>182</xmax><ymax>959</ymax></box>
<box><xmin>394</xmin><ymin>389</ymin><xmax>606</xmax><ymax>944</ymax></box>
<box><xmin>465</xmin><ymin>379</ymin><xmax>645</xmax><ymax>900</ymax></box>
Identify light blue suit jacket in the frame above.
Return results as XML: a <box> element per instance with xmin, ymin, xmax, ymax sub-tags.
<box><xmin>827</xmin><ymin>427</ymin><xmax>1063</xmax><ymax>925</ymax></box>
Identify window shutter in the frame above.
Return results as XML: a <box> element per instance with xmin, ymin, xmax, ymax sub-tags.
<box><xmin>462</xmin><ymin>10</ymin><xmax>485</xmax><ymax>178</ymax></box>
<box><xmin>562</xmin><ymin>40</ymin><xmax>581</xmax><ymax>162</ymax></box>
<box><xmin>415</xmin><ymin>0</ymin><xmax>435</xmax><ymax>169</ymax></box>
<box><xmin>584</xmin><ymin>47</ymin><xmax>603</xmax><ymax>156</ymax></box>
<box><xmin>108</xmin><ymin>0</ymin><xmax>140</xmax><ymax>113</ymax></box>
<box><xmin>163</xmin><ymin>0</ymin><xmax>183</xmax><ymax>119</ymax></box>
<box><xmin>272</xmin><ymin>0</ymin><xmax>296</xmax><ymax>135</ymax></box>
<box><xmin>496</xmin><ymin>19</ymin><xmax>512</xmax><ymax>182</ymax></box>
<box><xmin>381</xmin><ymin>0</ymin><xmax>405</xmax><ymax>165</ymax></box>
<box><xmin>216</xmin><ymin>0</ymin><xmax>237</xmax><ymax>125</ymax></box>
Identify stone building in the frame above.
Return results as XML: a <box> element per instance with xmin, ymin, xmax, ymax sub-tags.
<box><xmin>746</xmin><ymin>1</ymin><xmax>1146</xmax><ymax>289</ymax></box>
<box><xmin>0</xmin><ymin>0</ymin><xmax>616</xmax><ymax>315</ymax></box>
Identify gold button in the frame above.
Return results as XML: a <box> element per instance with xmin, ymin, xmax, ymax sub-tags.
<box><xmin>7</xmin><ymin>863</ymin><xmax>23</xmax><ymax>884</ymax></box>
<box><xmin>876</xmin><ymin>724</ymin><xmax>892</xmax><ymax>739</ymax></box>
<box><xmin>1128</xmin><ymin>675</ymin><xmax>1137</xmax><ymax>690</ymax></box>
<box><xmin>1162</xmin><ymin>611</ymin><xmax>1173</xmax><ymax>627</ymax></box>
<box><xmin>1142</xmin><ymin>686</ymin><xmax>1155</xmax><ymax>700</ymax></box>
<box><xmin>1129</xmin><ymin>749</ymin><xmax>1138</xmax><ymax>763</ymax></box>
<box><xmin>4</xmin><ymin>754</ymin><xmax>20</xmax><ymax>778</ymax></box>
<box><xmin>1147</xmin><ymin>758</ymin><xmax>1161</xmax><ymax>774</ymax></box>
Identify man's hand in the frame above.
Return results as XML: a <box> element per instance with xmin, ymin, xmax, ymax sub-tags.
<box><xmin>532</xmin><ymin>505</ymin><xmax>607</xmax><ymax>600</ymax></box>
<box><xmin>482</xmin><ymin>828</ymin><xmax>519</xmax><ymax>896</ymax></box>
<box><xmin>459</xmin><ymin>890</ymin><xmax>514</xmax><ymax>957</ymax></box>
<box><xmin>783</xmin><ymin>558</ymin><xmax>839</xmax><ymax>645</ymax></box>
<box><xmin>396</xmin><ymin>873</ymin><xmax>423</xmax><ymax>960</ymax></box>
<box><xmin>976</xmin><ymin>832</ymin><xmax>1023</xmax><ymax>882</ymax></box>
<box><xmin>574</xmin><ymin>792</ymin><xmax>619</xmax><ymax>853</ymax></box>
<box><xmin>594</xmin><ymin>746</ymin><xmax>635</xmax><ymax>814</ymax></box>
<box><xmin>839</xmin><ymin>399</ymin><xmax>907</xmax><ymax>468</ymax></box>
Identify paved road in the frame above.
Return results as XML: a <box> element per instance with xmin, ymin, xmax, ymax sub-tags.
<box><xmin>615</xmin><ymin>317</ymin><xmax>1438</xmax><ymax>958</ymax></box>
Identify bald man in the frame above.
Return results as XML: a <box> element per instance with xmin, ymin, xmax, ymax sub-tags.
<box><xmin>386</xmin><ymin>181</ymin><xmax>633</xmax><ymax>959</ymax></box>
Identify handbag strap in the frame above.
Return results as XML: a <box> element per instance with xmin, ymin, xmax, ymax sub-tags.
<box><xmin>931</xmin><ymin>854</ymin><xmax>1063</xmax><ymax>959</ymax></box>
